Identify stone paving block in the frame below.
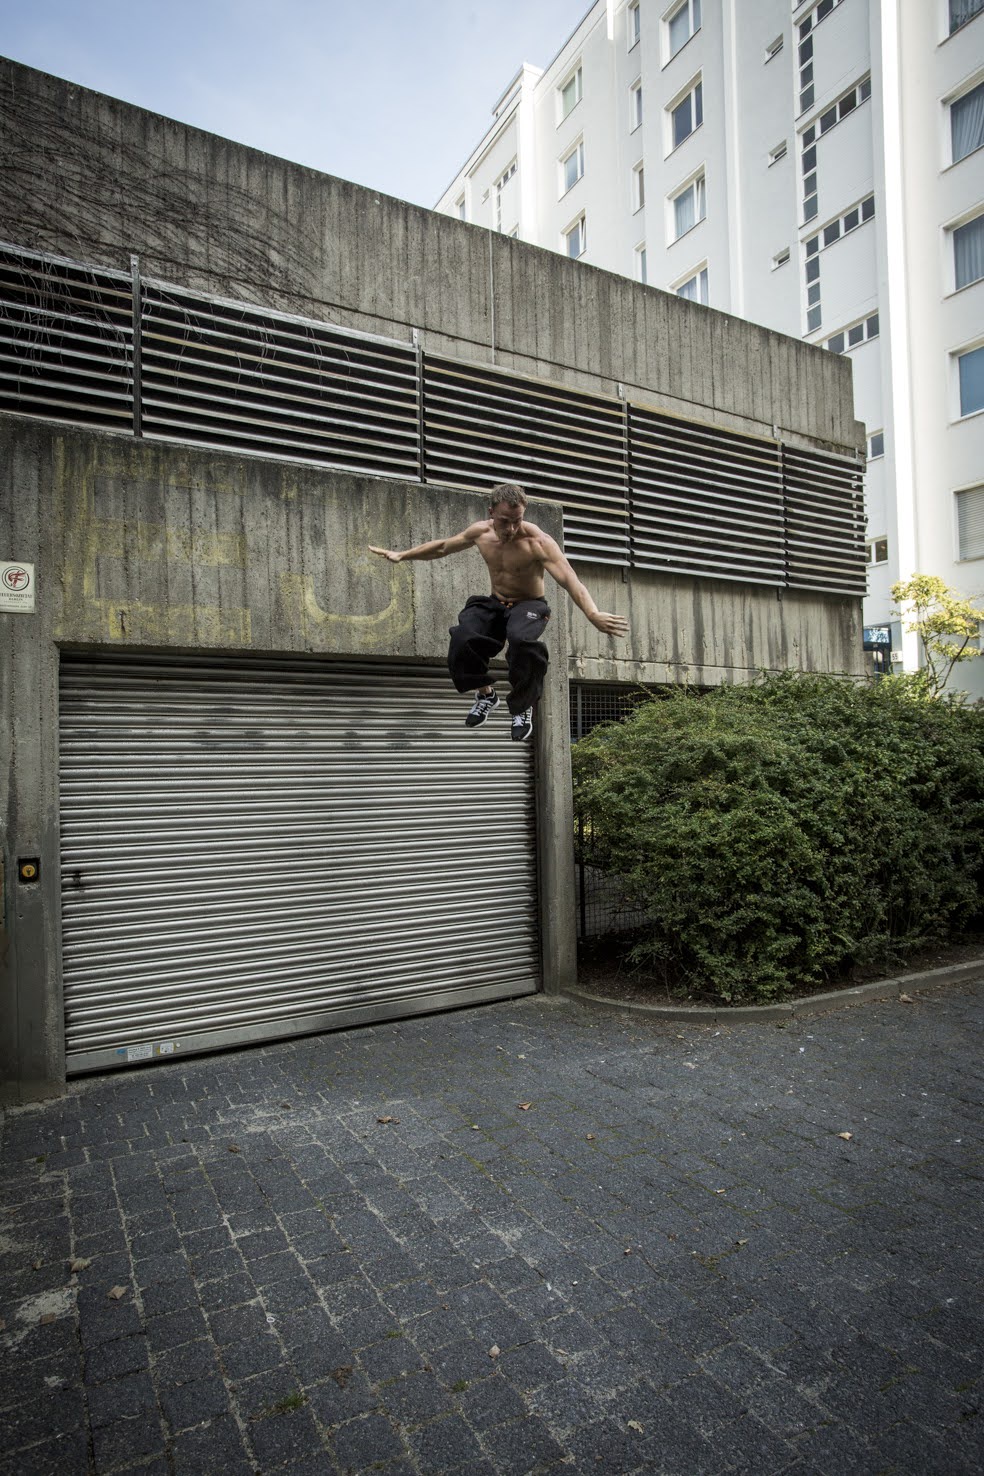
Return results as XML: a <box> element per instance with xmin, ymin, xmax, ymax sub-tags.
<box><xmin>330</xmin><ymin>1411</ymin><xmax>408</xmax><ymax>1471</ymax></box>
<box><xmin>168</xmin><ymin>1414</ymin><xmax>254</xmax><ymax>1475</ymax></box>
<box><xmin>480</xmin><ymin>1414</ymin><xmax>567</xmax><ymax>1474</ymax></box>
<box><xmin>0</xmin><ymin>1432</ymin><xmax>90</xmax><ymax>1476</ymax></box>
<box><xmin>405</xmin><ymin>1412</ymin><xmax>486</xmax><ymax>1470</ymax></box>
<box><xmin>248</xmin><ymin>1404</ymin><xmax>327</xmax><ymax>1468</ymax></box>
<box><xmin>160</xmin><ymin>1373</ymin><xmax>231</xmax><ymax>1432</ymax></box>
<box><xmin>90</xmin><ymin>1412</ymin><xmax>165</xmax><ymax>1471</ymax></box>
<box><xmin>305</xmin><ymin>1366</ymin><xmax>379</xmax><ymax>1427</ymax></box>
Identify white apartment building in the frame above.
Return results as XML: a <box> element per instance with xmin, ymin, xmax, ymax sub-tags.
<box><xmin>437</xmin><ymin>0</ymin><xmax>984</xmax><ymax>696</ymax></box>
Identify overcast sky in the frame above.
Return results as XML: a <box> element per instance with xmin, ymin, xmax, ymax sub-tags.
<box><xmin>0</xmin><ymin>0</ymin><xmax>587</xmax><ymax>207</ymax></box>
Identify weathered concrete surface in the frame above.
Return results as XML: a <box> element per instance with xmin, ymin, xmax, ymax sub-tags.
<box><xmin>0</xmin><ymin>415</ymin><xmax>577</xmax><ymax>1103</ymax></box>
<box><xmin>0</xmin><ymin>982</ymin><xmax>980</xmax><ymax>1473</ymax></box>
<box><xmin>563</xmin><ymin>565</ymin><xmax>863</xmax><ymax>685</ymax></box>
<box><xmin>0</xmin><ymin>58</ymin><xmax>862</xmax><ymax>455</ymax></box>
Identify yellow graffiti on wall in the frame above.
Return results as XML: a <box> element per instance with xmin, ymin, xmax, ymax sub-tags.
<box><xmin>56</xmin><ymin>456</ymin><xmax>411</xmax><ymax>652</ymax></box>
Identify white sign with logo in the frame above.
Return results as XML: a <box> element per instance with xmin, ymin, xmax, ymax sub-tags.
<box><xmin>0</xmin><ymin>561</ymin><xmax>36</xmax><ymax>612</ymax></box>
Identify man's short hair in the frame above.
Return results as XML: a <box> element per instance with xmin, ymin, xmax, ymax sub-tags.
<box><xmin>489</xmin><ymin>483</ymin><xmax>527</xmax><ymax>510</ymax></box>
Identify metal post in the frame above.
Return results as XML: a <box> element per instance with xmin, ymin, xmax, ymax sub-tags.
<box><xmin>413</xmin><ymin>330</ymin><xmax>425</xmax><ymax>483</ymax></box>
<box><xmin>130</xmin><ymin>254</ymin><xmax>143</xmax><ymax>438</ymax></box>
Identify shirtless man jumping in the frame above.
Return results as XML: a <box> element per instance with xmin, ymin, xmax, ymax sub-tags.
<box><xmin>369</xmin><ymin>484</ymin><xmax>628</xmax><ymax>742</ymax></box>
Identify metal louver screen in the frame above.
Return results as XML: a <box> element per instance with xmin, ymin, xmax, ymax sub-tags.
<box><xmin>783</xmin><ymin>446</ymin><xmax>867</xmax><ymax>595</ymax></box>
<box><xmin>0</xmin><ymin>244</ymin><xmax>132</xmax><ymax>428</ymax></box>
<box><xmin>629</xmin><ymin>407</ymin><xmax>785</xmax><ymax>584</ymax></box>
<box><xmin>422</xmin><ymin>357</ymin><xmax>629</xmax><ymax>564</ymax></box>
<box><xmin>59</xmin><ymin>656</ymin><xmax>538</xmax><ymax>1074</ymax></box>
<box><xmin>0</xmin><ymin>241</ymin><xmax>867</xmax><ymax>600</ymax></box>
<box><xmin>140</xmin><ymin>282</ymin><xmax>421</xmax><ymax>479</ymax></box>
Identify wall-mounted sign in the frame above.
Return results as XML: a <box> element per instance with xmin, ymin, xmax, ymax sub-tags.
<box><xmin>1</xmin><ymin>561</ymin><xmax>35</xmax><ymax>612</ymax></box>
<box><xmin>863</xmin><ymin>624</ymin><xmax>891</xmax><ymax>650</ymax></box>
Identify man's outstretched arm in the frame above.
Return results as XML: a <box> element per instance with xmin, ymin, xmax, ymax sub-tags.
<box><xmin>540</xmin><ymin>538</ymin><xmax>629</xmax><ymax>637</ymax></box>
<box><xmin>369</xmin><ymin>523</ymin><xmax>483</xmax><ymax>564</ymax></box>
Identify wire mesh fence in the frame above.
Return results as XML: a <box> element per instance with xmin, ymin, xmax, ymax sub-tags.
<box><xmin>569</xmin><ymin>682</ymin><xmax>654</xmax><ymax>940</ymax></box>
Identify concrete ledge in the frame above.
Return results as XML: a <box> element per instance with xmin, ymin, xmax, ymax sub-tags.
<box><xmin>565</xmin><ymin>956</ymin><xmax>984</xmax><ymax>1023</ymax></box>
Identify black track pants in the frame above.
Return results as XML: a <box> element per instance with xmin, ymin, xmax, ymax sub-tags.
<box><xmin>448</xmin><ymin>595</ymin><xmax>550</xmax><ymax>715</ymax></box>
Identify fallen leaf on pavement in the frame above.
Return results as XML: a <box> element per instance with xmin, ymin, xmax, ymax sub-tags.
<box><xmin>69</xmin><ymin>1258</ymin><xmax>90</xmax><ymax>1273</ymax></box>
<box><xmin>228</xmin><ymin>1145</ymin><xmax>241</xmax><ymax>1154</ymax></box>
<box><xmin>517</xmin><ymin>1103</ymin><xmax>533</xmax><ymax>1111</ymax></box>
<box><xmin>586</xmin><ymin>1134</ymin><xmax>596</xmax><ymax>1141</ymax></box>
<box><xmin>33</xmin><ymin>1260</ymin><xmax>43</xmax><ymax>1271</ymax></box>
<box><xmin>107</xmin><ymin>1286</ymin><xmax>128</xmax><ymax>1301</ymax></box>
<box><xmin>736</xmin><ymin>1239</ymin><xmax>749</xmax><ymax>1247</ymax></box>
<box><xmin>488</xmin><ymin>1345</ymin><xmax>501</xmax><ymax>1359</ymax></box>
<box><xmin>377</xmin><ymin>1116</ymin><xmax>401</xmax><ymax>1124</ymax></box>
<box><xmin>627</xmin><ymin>1420</ymin><xmax>644</xmax><ymax>1434</ymax></box>
<box><xmin>471</xmin><ymin>1125</ymin><xmax>480</xmax><ymax>1131</ymax></box>
<box><xmin>899</xmin><ymin>993</ymin><xmax>915</xmax><ymax>1004</ymax></box>
<box><xmin>838</xmin><ymin>1132</ymin><xmax>853</xmax><ymax>1141</ymax></box>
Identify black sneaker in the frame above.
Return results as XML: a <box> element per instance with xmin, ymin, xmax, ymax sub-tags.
<box><xmin>511</xmin><ymin>707</ymin><xmax>533</xmax><ymax>742</ymax></box>
<box><xmin>465</xmin><ymin>690</ymin><xmax>500</xmax><ymax>727</ymax></box>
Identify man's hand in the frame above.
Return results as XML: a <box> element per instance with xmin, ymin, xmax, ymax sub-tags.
<box><xmin>589</xmin><ymin>611</ymin><xmax>629</xmax><ymax>637</ymax></box>
<box><xmin>368</xmin><ymin>545</ymin><xmax>403</xmax><ymax>563</ymax></box>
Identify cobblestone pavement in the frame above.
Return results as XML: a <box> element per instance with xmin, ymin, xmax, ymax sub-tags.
<box><xmin>1</xmin><ymin>983</ymin><xmax>982</xmax><ymax>1476</ymax></box>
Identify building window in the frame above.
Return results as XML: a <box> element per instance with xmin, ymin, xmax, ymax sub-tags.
<box><xmin>866</xmin><ymin>538</ymin><xmax>889</xmax><ymax>565</ymax></box>
<box><xmin>494</xmin><ymin>160</ymin><xmax>516</xmax><ymax>231</ymax></box>
<box><xmin>455</xmin><ymin>195</ymin><xmax>466</xmax><ymax>220</ymax></box>
<box><xmin>633</xmin><ymin>162</ymin><xmax>646</xmax><ymax>210</ymax></box>
<box><xmin>868</xmin><ymin>430</ymin><xmax>885</xmax><ymax>459</ymax></box>
<box><xmin>826</xmin><ymin>312</ymin><xmax>879</xmax><ymax>353</ymax></box>
<box><xmin>565</xmin><ymin>214</ymin><xmax>587</xmax><ymax>259</ymax></box>
<box><xmin>672</xmin><ymin>173</ymin><xmax>706</xmax><ymax>239</ymax></box>
<box><xmin>769</xmin><ymin>140</ymin><xmax>788</xmax><ymax>165</ymax></box>
<box><xmin>956</xmin><ymin>485</ymin><xmax>984</xmax><ymax>559</ymax></box>
<box><xmin>796</xmin><ymin>0</ymin><xmax>847</xmax><ymax>113</ymax></box>
<box><xmin>957</xmin><ymin>343</ymin><xmax>984</xmax><ymax>415</ymax></box>
<box><xmin>559</xmin><ymin>66</ymin><xmax>583</xmax><ymax>121</ymax></box>
<box><xmin>765</xmin><ymin>34</ymin><xmax>784</xmax><ymax>61</ymax></box>
<box><xmin>667</xmin><ymin>0</ymin><xmax>701</xmax><ymax>58</ymax></box>
<box><xmin>773</xmin><ymin>247</ymin><xmax>791</xmax><ymax>269</ymax></box>
<box><xmin>954</xmin><ymin>213</ymin><xmax>984</xmax><ymax>289</ymax></box>
<box><xmin>951</xmin><ymin>81</ymin><xmax>984</xmax><ymax>162</ymax></box>
<box><xmin>950</xmin><ymin>0</ymin><xmax>984</xmax><ymax>34</ymax></box>
<box><xmin>669</xmin><ymin>80</ymin><xmax>703</xmax><ymax>149</ymax></box>
<box><xmin>631</xmin><ymin>81</ymin><xmax>643</xmax><ymax>130</ymax></box>
<box><xmin>561</xmin><ymin>140</ymin><xmax>585</xmax><ymax>195</ymax></box>
<box><xmin>800</xmin><ymin>74</ymin><xmax>871</xmax><ymax>210</ymax></box>
<box><xmin>628</xmin><ymin>0</ymin><xmax>641</xmax><ymax>47</ymax></box>
<box><xmin>675</xmin><ymin>266</ymin><xmax>709</xmax><ymax>304</ymax></box>
<box><xmin>635</xmin><ymin>244</ymin><xmax>648</xmax><ymax>284</ymax></box>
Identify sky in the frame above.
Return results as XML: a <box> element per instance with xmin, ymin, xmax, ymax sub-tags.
<box><xmin>0</xmin><ymin>0</ymin><xmax>588</xmax><ymax>207</ymax></box>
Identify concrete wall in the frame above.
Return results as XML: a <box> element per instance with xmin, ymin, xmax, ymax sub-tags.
<box><xmin>0</xmin><ymin>414</ymin><xmax>575</xmax><ymax>1101</ymax></box>
<box><xmin>0</xmin><ymin>57</ymin><xmax>860</xmax><ymax>450</ymax></box>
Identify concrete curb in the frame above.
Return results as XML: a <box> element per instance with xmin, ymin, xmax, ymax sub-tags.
<box><xmin>565</xmin><ymin>955</ymin><xmax>984</xmax><ymax>1023</ymax></box>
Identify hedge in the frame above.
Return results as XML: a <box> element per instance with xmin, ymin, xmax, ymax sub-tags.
<box><xmin>571</xmin><ymin>673</ymin><xmax>984</xmax><ymax>1003</ymax></box>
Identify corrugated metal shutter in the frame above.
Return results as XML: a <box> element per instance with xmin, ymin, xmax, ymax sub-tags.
<box><xmin>59</xmin><ymin>656</ymin><xmax>538</xmax><ymax>1074</ymax></box>
<box><xmin>629</xmin><ymin>406</ymin><xmax>785</xmax><ymax>584</ymax></box>
<box><xmin>422</xmin><ymin>356</ymin><xmax>629</xmax><ymax>565</ymax></box>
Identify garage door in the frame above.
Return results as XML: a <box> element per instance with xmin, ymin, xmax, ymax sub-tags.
<box><xmin>59</xmin><ymin>655</ymin><xmax>539</xmax><ymax>1073</ymax></box>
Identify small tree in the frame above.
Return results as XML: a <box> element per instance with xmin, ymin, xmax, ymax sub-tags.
<box><xmin>891</xmin><ymin>574</ymin><xmax>984</xmax><ymax>699</ymax></box>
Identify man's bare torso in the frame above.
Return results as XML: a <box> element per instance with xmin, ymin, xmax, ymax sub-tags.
<box><xmin>475</xmin><ymin>520</ymin><xmax>549</xmax><ymax>602</ymax></box>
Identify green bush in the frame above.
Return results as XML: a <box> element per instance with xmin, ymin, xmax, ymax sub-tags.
<box><xmin>572</xmin><ymin>673</ymin><xmax>984</xmax><ymax>1003</ymax></box>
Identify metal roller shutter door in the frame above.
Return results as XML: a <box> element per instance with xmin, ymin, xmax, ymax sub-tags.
<box><xmin>59</xmin><ymin>655</ymin><xmax>539</xmax><ymax>1074</ymax></box>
